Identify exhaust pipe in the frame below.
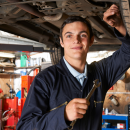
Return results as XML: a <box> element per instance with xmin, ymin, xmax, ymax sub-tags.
<box><xmin>6</xmin><ymin>0</ymin><xmax>45</xmax><ymax>18</ymax></box>
<box><xmin>43</xmin><ymin>13</ymin><xmax>63</xmax><ymax>21</ymax></box>
<box><xmin>6</xmin><ymin>0</ymin><xmax>63</xmax><ymax>21</ymax></box>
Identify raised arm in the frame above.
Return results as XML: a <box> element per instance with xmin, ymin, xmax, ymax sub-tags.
<box><xmin>93</xmin><ymin>4</ymin><xmax>130</xmax><ymax>91</ymax></box>
<box><xmin>103</xmin><ymin>4</ymin><xmax>126</xmax><ymax>36</ymax></box>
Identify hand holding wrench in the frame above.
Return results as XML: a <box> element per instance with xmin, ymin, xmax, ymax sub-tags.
<box><xmin>68</xmin><ymin>79</ymin><xmax>101</xmax><ymax>130</ymax></box>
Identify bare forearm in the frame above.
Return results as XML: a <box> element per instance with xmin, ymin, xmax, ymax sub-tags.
<box><xmin>115</xmin><ymin>24</ymin><xmax>126</xmax><ymax>37</ymax></box>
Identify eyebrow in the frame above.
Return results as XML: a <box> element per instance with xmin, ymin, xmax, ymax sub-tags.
<box><xmin>80</xmin><ymin>31</ymin><xmax>88</xmax><ymax>35</ymax></box>
<box><xmin>64</xmin><ymin>32</ymin><xmax>72</xmax><ymax>36</ymax></box>
<box><xmin>64</xmin><ymin>31</ymin><xmax>88</xmax><ymax>36</ymax></box>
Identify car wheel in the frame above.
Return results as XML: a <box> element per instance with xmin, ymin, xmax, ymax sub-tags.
<box><xmin>120</xmin><ymin>0</ymin><xmax>130</xmax><ymax>35</ymax></box>
<box><xmin>50</xmin><ymin>47</ymin><xmax>64</xmax><ymax>65</ymax></box>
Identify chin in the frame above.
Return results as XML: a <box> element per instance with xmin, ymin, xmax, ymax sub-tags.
<box><xmin>73</xmin><ymin>55</ymin><xmax>85</xmax><ymax>60</ymax></box>
<box><xmin>73</xmin><ymin>53</ymin><xmax>86</xmax><ymax>58</ymax></box>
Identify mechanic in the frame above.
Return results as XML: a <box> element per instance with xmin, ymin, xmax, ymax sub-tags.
<box><xmin>16</xmin><ymin>4</ymin><xmax>130</xmax><ymax>130</ymax></box>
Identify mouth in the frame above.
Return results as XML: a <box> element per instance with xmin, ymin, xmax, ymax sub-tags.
<box><xmin>71</xmin><ymin>47</ymin><xmax>82</xmax><ymax>50</ymax></box>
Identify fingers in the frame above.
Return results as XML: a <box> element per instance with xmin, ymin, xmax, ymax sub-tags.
<box><xmin>74</xmin><ymin>113</ymin><xmax>84</xmax><ymax>119</ymax></box>
<box><xmin>103</xmin><ymin>4</ymin><xmax>120</xmax><ymax>21</ymax></box>
<box><xmin>103</xmin><ymin>4</ymin><xmax>122</xmax><ymax>28</ymax></box>
<box><xmin>64</xmin><ymin>98</ymin><xmax>90</xmax><ymax>121</ymax></box>
<box><xmin>106</xmin><ymin>4</ymin><xmax>126</xmax><ymax>35</ymax></box>
<box><xmin>72</xmin><ymin>100</ymin><xmax>89</xmax><ymax>119</ymax></box>
<box><xmin>73</xmin><ymin>102</ymin><xmax>88</xmax><ymax>111</ymax></box>
<box><xmin>73</xmin><ymin>98</ymin><xmax>90</xmax><ymax>105</ymax></box>
<box><xmin>109</xmin><ymin>4</ymin><xmax>118</xmax><ymax>9</ymax></box>
<box><xmin>104</xmin><ymin>9</ymin><xmax>120</xmax><ymax>19</ymax></box>
<box><xmin>74</xmin><ymin>107</ymin><xmax>87</xmax><ymax>115</ymax></box>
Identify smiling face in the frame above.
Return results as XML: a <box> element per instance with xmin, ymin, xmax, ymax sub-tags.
<box><xmin>60</xmin><ymin>21</ymin><xmax>94</xmax><ymax>62</ymax></box>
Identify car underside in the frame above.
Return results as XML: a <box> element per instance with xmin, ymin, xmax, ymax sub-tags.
<box><xmin>0</xmin><ymin>0</ymin><xmax>129</xmax><ymax>64</ymax></box>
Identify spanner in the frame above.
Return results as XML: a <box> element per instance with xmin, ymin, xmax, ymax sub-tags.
<box><xmin>68</xmin><ymin>79</ymin><xmax>101</xmax><ymax>130</ymax></box>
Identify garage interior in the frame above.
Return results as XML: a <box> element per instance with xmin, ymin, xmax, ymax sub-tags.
<box><xmin>0</xmin><ymin>31</ymin><xmax>53</xmax><ymax>130</ymax></box>
<box><xmin>0</xmin><ymin>0</ymin><xmax>130</xmax><ymax>130</ymax></box>
<box><xmin>0</xmin><ymin>31</ymin><xmax>129</xmax><ymax>130</ymax></box>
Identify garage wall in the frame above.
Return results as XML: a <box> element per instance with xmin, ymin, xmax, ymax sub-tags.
<box><xmin>103</xmin><ymin>68</ymin><xmax>130</xmax><ymax>114</ymax></box>
<box><xmin>0</xmin><ymin>67</ymin><xmax>16</xmax><ymax>98</ymax></box>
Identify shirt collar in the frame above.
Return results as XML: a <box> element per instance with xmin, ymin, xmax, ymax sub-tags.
<box><xmin>63</xmin><ymin>56</ymin><xmax>87</xmax><ymax>78</ymax></box>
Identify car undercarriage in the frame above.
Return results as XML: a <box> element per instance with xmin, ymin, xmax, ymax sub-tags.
<box><xmin>0</xmin><ymin>0</ymin><xmax>129</xmax><ymax>64</ymax></box>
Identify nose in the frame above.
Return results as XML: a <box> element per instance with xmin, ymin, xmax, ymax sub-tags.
<box><xmin>73</xmin><ymin>35</ymin><xmax>81</xmax><ymax>44</ymax></box>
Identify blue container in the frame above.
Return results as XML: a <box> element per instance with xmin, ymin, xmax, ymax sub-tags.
<box><xmin>16</xmin><ymin>90</ymin><xmax>21</xmax><ymax>99</ymax></box>
<box><xmin>20</xmin><ymin>70</ymin><xmax>27</xmax><ymax>75</ymax></box>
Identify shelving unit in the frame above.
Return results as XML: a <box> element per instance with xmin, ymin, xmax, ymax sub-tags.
<box><xmin>0</xmin><ymin>65</ymin><xmax>41</xmax><ymax>75</ymax></box>
<box><xmin>0</xmin><ymin>66</ymin><xmax>21</xmax><ymax>75</ymax></box>
<box><xmin>0</xmin><ymin>65</ymin><xmax>41</xmax><ymax>69</ymax></box>
<box><xmin>15</xmin><ymin>66</ymin><xmax>41</xmax><ymax>72</ymax></box>
<box><xmin>14</xmin><ymin>66</ymin><xmax>41</xmax><ymax>69</ymax></box>
<box><xmin>0</xmin><ymin>66</ymin><xmax>15</xmax><ymax>68</ymax></box>
<box><xmin>102</xmin><ymin>115</ymin><xmax>128</xmax><ymax>130</ymax></box>
<box><xmin>0</xmin><ymin>73</ymin><xmax>21</xmax><ymax>76</ymax></box>
<box><xmin>102</xmin><ymin>128</ymin><xmax>125</xmax><ymax>130</ymax></box>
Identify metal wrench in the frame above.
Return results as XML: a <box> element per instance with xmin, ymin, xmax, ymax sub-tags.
<box><xmin>68</xmin><ymin>79</ymin><xmax>101</xmax><ymax>130</ymax></box>
<box><xmin>85</xmin><ymin>79</ymin><xmax>101</xmax><ymax>100</ymax></box>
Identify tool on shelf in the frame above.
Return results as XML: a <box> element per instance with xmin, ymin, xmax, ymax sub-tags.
<box><xmin>109</xmin><ymin>95</ymin><xmax>119</xmax><ymax>106</ymax></box>
<box><xmin>6</xmin><ymin>83</ymin><xmax>15</xmax><ymax>98</ymax></box>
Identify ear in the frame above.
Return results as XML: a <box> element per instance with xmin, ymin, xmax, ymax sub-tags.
<box><xmin>60</xmin><ymin>37</ymin><xmax>64</xmax><ymax>48</ymax></box>
<box><xmin>89</xmin><ymin>36</ymin><xmax>94</xmax><ymax>47</ymax></box>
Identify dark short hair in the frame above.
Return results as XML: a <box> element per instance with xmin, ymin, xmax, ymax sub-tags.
<box><xmin>60</xmin><ymin>16</ymin><xmax>94</xmax><ymax>41</ymax></box>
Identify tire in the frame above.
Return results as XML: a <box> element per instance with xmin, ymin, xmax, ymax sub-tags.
<box><xmin>120</xmin><ymin>0</ymin><xmax>130</xmax><ymax>35</ymax></box>
<box><xmin>50</xmin><ymin>47</ymin><xmax>64</xmax><ymax>65</ymax></box>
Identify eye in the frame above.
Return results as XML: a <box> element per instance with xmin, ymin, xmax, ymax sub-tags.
<box><xmin>81</xmin><ymin>34</ymin><xmax>87</xmax><ymax>38</ymax></box>
<box><xmin>66</xmin><ymin>35</ymin><xmax>72</xmax><ymax>38</ymax></box>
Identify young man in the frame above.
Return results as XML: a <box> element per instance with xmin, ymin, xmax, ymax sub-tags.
<box><xmin>16</xmin><ymin>4</ymin><xmax>130</xmax><ymax>130</ymax></box>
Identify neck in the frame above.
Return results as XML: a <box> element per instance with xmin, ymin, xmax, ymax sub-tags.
<box><xmin>64</xmin><ymin>56</ymin><xmax>86</xmax><ymax>73</ymax></box>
